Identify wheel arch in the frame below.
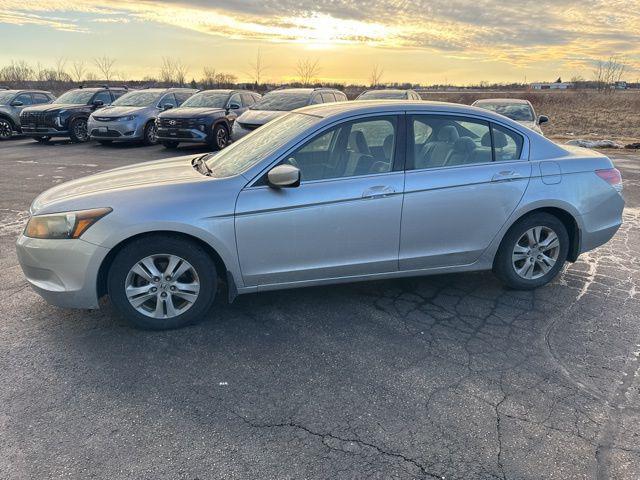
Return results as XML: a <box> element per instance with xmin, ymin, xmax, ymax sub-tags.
<box><xmin>0</xmin><ymin>113</ymin><xmax>16</xmax><ymax>129</ymax></box>
<box><xmin>97</xmin><ymin>230</ymin><xmax>230</xmax><ymax>300</ymax></box>
<box><xmin>497</xmin><ymin>205</ymin><xmax>581</xmax><ymax>264</ymax></box>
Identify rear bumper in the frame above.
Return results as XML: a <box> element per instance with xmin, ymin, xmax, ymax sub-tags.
<box><xmin>578</xmin><ymin>193</ymin><xmax>625</xmax><ymax>254</ymax></box>
<box><xmin>16</xmin><ymin>235</ymin><xmax>109</xmax><ymax>309</ymax></box>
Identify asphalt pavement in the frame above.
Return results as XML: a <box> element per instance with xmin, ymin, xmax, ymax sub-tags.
<box><xmin>1</xmin><ymin>137</ymin><xmax>639</xmax><ymax>479</ymax></box>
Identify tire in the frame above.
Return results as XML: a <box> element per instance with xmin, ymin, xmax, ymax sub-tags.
<box><xmin>493</xmin><ymin>213</ymin><xmax>569</xmax><ymax>290</ymax></box>
<box><xmin>208</xmin><ymin>123</ymin><xmax>229</xmax><ymax>151</ymax></box>
<box><xmin>162</xmin><ymin>140</ymin><xmax>179</xmax><ymax>149</ymax></box>
<box><xmin>143</xmin><ymin>121</ymin><xmax>159</xmax><ymax>146</ymax></box>
<box><xmin>34</xmin><ymin>136</ymin><xmax>51</xmax><ymax>144</ymax></box>
<box><xmin>69</xmin><ymin>118</ymin><xmax>89</xmax><ymax>143</ymax></box>
<box><xmin>0</xmin><ymin>117</ymin><xmax>13</xmax><ymax>140</ymax></box>
<box><xmin>98</xmin><ymin>140</ymin><xmax>113</xmax><ymax>145</ymax></box>
<box><xmin>107</xmin><ymin>235</ymin><xmax>218</xmax><ymax>330</ymax></box>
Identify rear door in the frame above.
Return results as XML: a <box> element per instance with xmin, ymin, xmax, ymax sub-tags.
<box><xmin>235</xmin><ymin>114</ymin><xmax>406</xmax><ymax>287</ymax></box>
<box><xmin>399</xmin><ymin>114</ymin><xmax>531</xmax><ymax>270</ymax></box>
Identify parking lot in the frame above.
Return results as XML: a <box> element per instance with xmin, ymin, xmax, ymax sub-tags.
<box><xmin>1</xmin><ymin>137</ymin><xmax>639</xmax><ymax>479</ymax></box>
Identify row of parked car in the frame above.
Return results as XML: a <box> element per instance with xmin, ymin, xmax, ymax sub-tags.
<box><xmin>0</xmin><ymin>85</ymin><xmax>549</xmax><ymax>150</ymax></box>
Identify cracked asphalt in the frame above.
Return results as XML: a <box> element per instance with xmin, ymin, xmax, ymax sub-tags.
<box><xmin>1</xmin><ymin>138</ymin><xmax>639</xmax><ymax>480</ymax></box>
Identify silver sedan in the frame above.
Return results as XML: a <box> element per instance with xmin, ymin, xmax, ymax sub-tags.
<box><xmin>17</xmin><ymin>101</ymin><xmax>624</xmax><ymax>329</ymax></box>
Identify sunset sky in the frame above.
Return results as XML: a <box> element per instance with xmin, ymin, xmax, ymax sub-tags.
<box><xmin>0</xmin><ymin>0</ymin><xmax>638</xmax><ymax>84</ymax></box>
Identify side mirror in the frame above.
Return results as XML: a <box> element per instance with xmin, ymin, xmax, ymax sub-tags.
<box><xmin>538</xmin><ymin>115</ymin><xmax>549</xmax><ymax>125</ymax></box>
<box><xmin>92</xmin><ymin>100</ymin><xmax>104</xmax><ymax>107</ymax></box>
<box><xmin>227</xmin><ymin>103</ymin><xmax>241</xmax><ymax>110</ymax></box>
<box><xmin>163</xmin><ymin>104</ymin><xmax>174</xmax><ymax>110</ymax></box>
<box><xmin>11</xmin><ymin>100</ymin><xmax>23</xmax><ymax>107</ymax></box>
<box><xmin>267</xmin><ymin>164</ymin><xmax>301</xmax><ymax>188</ymax></box>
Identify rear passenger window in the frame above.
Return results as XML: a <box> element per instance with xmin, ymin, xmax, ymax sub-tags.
<box><xmin>409</xmin><ymin>115</ymin><xmax>492</xmax><ymax>170</ymax></box>
<box><xmin>492</xmin><ymin>124</ymin><xmax>523</xmax><ymax>161</ymax></box>
<box><xmin>321</xmin><ymin>92</ymin><xmax>336</xmax><ymax>103</ymax></box>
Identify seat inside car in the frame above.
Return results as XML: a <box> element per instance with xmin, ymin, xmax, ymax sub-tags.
<box><xmin>415</xmin><ymin>125</ymin><xmax>459</xmax><ymax>169</ymax></box>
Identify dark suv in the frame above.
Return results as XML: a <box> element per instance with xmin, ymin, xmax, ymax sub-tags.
<box><xmin>0</xmin><ymin>88</ymin><xmax>55</xmax><ymax>140</ymax></box>
<box><xmin>20</xmin><ymin>86</ymin><xmax>128</xmax><ymax>143</ymax></box>
<box><xmin>156</xmin><ymin>89</ymin><xmax>261</xmax><ymax>150</ymax></box>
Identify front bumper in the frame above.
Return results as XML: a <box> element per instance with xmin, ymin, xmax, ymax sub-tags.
<box><xmin>157</xmin><ymin>127</ymin><xmax>208</xmax><ymax>143</ymax></box>
<box><xmin>16</xmin><ymin>235</ymin><xmax>110</xmax><ymax>309</ymax></box>
<box><xmin>21</xmin><ymin>127</ymin><xmax>68</xmax><ymax>137</ymax></box>
<box><xmin>88</xmin><ymin>118</ymin><xmax>144</xmax><ymax>141</ymax></box>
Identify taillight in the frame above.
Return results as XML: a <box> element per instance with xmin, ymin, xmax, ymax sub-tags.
<box><xmin>596</xmin><ymin>168</ymin><xmax>623</xmax><ymax>193</ymax></box>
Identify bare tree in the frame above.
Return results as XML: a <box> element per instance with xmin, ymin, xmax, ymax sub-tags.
<box><xmin>247</xmin><ymin>50</ymin><xmax>268</xmax><ymax>86</ymax></box>
<box><xmin>93</xmin><ymin>55</ymin><xmax>116</xmax><ymax>81</ymax></box>
<box><xmin>201</xmin><ymin>67</ymin><xmax>216</xmax><ymax>88</ymax></box>
<box><xmin>71</xmin><ymin>60</ymin><xmax>86</xmax><ymax>83</ymax></box>
<box><xmin>593</xmin><ymin>56</ymin><xmax>626</xmax><ymax>92</ymax></box>
<box><xmin>213</xmin><ymin>72</ymin><xmax>237</xmax><ymax>88</ymax></box>
<box><xmin>0</xmin><ymin>60</ymin><xmax>35</xmax><ymax>84</ymax></box>
<box><xmin>159</xmin><ymin>57</ymin><xmax>188</xmax><ymax>86</ymax></box>
<box><xmin>369</xmin><ymin>64</ymin><xmax>384</xmax><ymax>87</ymax></box>
<box><xmin>295</xmin><ymin>58</ymin><xmax>321</xmax><ymax>86</ymax></box>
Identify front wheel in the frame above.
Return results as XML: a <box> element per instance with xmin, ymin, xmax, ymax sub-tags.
<box><xmin>69</xmin><ymin>118</ymin><xmax>89</xmax><ymax>143</ymax></box>
<box><xmin>107</xmin><ymin>236</ymin><xmax>218</xmax><ymax>330</ymax></box>
<box><xmin>143</xmin><ymin>121</ymin><xmax>159</xmax><ymax>146</ymax></box>
<box><xmin>493</xmin><ymin>213</ymin><xmax>569</xmax><ymax>290</ymax></box>
<box><xmin>0</xmin><ymin>118</ymin><xmax>13</xmax><ymax>140</ymax></box>
<box><xmin>208</xmin><ymin>123</ymin><xmax>229</xmax><ymax>151</ymax></box>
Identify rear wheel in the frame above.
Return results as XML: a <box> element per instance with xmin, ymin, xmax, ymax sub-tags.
<box><xmin>107</xmin><ymin>236</ymin><xmax>218</xmax><ymax>330</ymax></box>
<box><xmin>143</xmin><ymin>121</ymin><xmax>158</xmax><ymax>146</ymax></box>
<box><xmin>69</xmin><ymin>118</ymin><xmax>89</xmax><ymax>143</ymax></box>
<box><xmin>0</xmin><ymin>118</ymin><xmax>13</xmax><ymax>140</ymax></box>
<box><xmin>493</xmin><ymin>213</ymin><xmax>569</xmax><ymax>290</ymax></box>
<box><xmin>208</xmin><ymin>123</ymin><xmax>229</xmax><ymax>151</ymax></box>
<box><xmin>162</xmin><ymin>140</ymin><xmax>179</xmax><ymax>149</ymax></box>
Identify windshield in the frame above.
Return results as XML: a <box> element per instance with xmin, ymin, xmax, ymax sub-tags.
<box><xmin>53</xmin><ymin>90</ymin><xmax>95</xmax><ymax>105</ymax></box>
<box><xmin>251</xmin><ymin>92</ymin><xmax>311</xmax><ymax>111</ymax></box>
<box><xmin>477</xmin><ymin>103</ymin><xmax>534</xmax><ymax>122</ymax></box>
<box><xmin>0</xmin><ymin>92</ymin><xmax>16</xmax><ymax>104</ymax></box>
<box><xmin>112</xmin><ymin>91</ymin><xmax>162</xmax><ymax>107</ymax></box>
<box><xmin>205</xmin><ymin>113</ymin><xmax>320</xmax><ymax>177</ymax></box>
<box><xmin>182</xmin><ymin>91</ymin><xmax>229</xmax><ymax>108</ymax></box>
<box><xmin>358</xmin><ymin>90</ymin><xmax>406</xmax><ymax>100</ymax></box>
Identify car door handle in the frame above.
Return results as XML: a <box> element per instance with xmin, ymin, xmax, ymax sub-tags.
<box><xmin>491</xmin><ymin>170</ymin><xmax>523</xmax><ymax>182</ymax></box>
<box><xmin>362</xmin><ymin>186</ymin><xmax>396</xmax><ymax>199</ymax></box>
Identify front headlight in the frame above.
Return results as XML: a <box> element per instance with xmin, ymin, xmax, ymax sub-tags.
<box><xmin>25</xmin><ymin>208</ymin><xmax>112</xmax><ymax>239</ymax></box>
<box><xmin>121</xmin><ymin>115</ymin><xmax>137</xmax><ymax>121</ymax></box>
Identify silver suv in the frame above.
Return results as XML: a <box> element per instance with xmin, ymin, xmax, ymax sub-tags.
<box><xmin>231</xmin><ymin>87</ymin><xmax>348</xmax><ymax>141</ymax></box>
<box><xmin>88</xmin><ymin>88</ymin><xmax>197</xmax><ymax>145</ymax></box>
<box><xmin>0</xmin><ymin>88</ymin><xmax>55</xmax><ymax>140</ymax></box>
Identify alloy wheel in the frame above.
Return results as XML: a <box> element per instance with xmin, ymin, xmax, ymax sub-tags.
<box><xmin>512</xmin><ymin>226</ymin><xmax>560</xmax><ymax>280</ymax></box>
<box><xmin>74</xmin><ymin>119</ymin><xmax>89</xmax><ymax>142</ymax></box>
<box><xmin>147</xmin><ymin>124</ymin><xmax>158</xmax><ymax>144</ymax></box>
<box><xmin>124</xmin><ymin>254</ymin><xmax>200</xmax><ymax>319</ymax></box>
<box><xmin>216</xmin><ymin>126</ymin><xmax>228</xmax><ymax>149</ymax></box>
<box><xmin>0</xmin><ymin>119</ymin><xmax>12</xmax><ymax>139</ymax></box>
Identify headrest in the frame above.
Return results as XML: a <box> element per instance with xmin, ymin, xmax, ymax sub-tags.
<box><xmin>383</xmin><ymin>134</ymin><xmax>394</xmax><ymax>157</ymax></box>
<box><xmin>481</xmin><ymin>132</ymin><xmax>492</xmax><ymax>147</ymax></box>
<box><xmin>349</xmin><ymin>130</ymin><xmax>370</xmax><ymax>154</ymax></box>
<box><xmin>493</xmin><ymin>131</ymin><xmax>509</xmax><ymax>148</ymax></box>
<box><xmin>437</xmin><ymin>125</ymin><xmax>459</xmax><ymax>143</ymax></box>
<box><xmin>453</xmin><ymin>137</ymin><xmax>477</xmax><ymax>154</ymax></box>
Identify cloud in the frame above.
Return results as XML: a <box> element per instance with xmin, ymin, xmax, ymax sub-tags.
<box><xmin>1</xmin><ymin>0</ymin><xmax>638</xmax><ymax>71</ymax></box>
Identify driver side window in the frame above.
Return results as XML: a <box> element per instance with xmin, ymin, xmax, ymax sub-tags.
<box><xmin>283</xmin><ymin>116</ymin><xmax>397</xmax><ymax>182</ymax></box>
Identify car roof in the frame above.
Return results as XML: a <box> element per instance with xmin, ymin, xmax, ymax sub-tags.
<box><xmin>474</xmin><ymin>98</ymin><xmax>531</xmax><ymax>105</ymax></box>
<box><xmin>297</xmin><ymin>100</ymin><xmax>531</xmax><ymax>127</ymax></box>
<box><xmin>362</xmin><ymin>89</ymin><xmax>411</xmax><ymax>94</ymax></box>
<box><xmin>0</xmin><ymin>89</ymin><xmax>51</xmax><ymax>94</ymax></box>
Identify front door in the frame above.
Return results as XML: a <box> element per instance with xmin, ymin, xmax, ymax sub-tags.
<box><xmin>235</xmin><ymin>115</ymin><xmax>405</xmax><ymax>287</ymax></box>
<box><xmin>400</xmin><ymin>114</ymin><xmax>532</xmax><ymax>270</ymax></box>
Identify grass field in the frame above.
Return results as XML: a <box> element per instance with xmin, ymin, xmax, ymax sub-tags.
<box><xmin>418</xmin><ymin>90</ymin><xmax>640</xmax><ymax>144</ymax></box>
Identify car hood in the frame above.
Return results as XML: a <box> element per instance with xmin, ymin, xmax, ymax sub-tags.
<box><xmin>22</xmin><ymin>103</ymin><xmax>85</xmax><ymax>113</ymax></box>
<box><xmin>160</xmin><ymin>107</ymin><xmax>225</xmax><ymax>118</ymax></box>
<box><xmin>94</xmin><ymin>105</ymin><xmax>151</xmax><ymax>117</ymax></box>
<box><xmin>237</xmin><ymin>109</ymin><xmax>287</xmax><ymax>125</ymax></box>
<box><xmin>31</xmin><ymin>154</ymin><xmax>204</xmax><ymax>213</ymax></box>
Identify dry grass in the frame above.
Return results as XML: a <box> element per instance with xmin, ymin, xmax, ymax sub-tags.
<box><xmin>418</xmin><ymin>90</ymin><xmax>640</xmax><ymax>143</ymax></box>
